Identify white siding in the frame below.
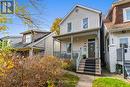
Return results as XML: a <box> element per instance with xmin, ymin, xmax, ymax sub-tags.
<box><xmin>60</xmin><ymin>7</ymin><xmax>100</xmax><ymax>35</ymax></box>
<box><xmin>44</xmin><ymin>33</ymin><xmax>60</xmax><ymax>55</ymax></box>
<box><xmin>108</xmin><ymin>32</ymin><xmax>130</xmax><ymax>72</ymax></box>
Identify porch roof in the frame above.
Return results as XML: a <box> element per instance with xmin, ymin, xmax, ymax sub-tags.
<box><xmin>53</xmin><ymin>28</ymin><xmax>99</xmax><ymax>39</ymax></box>
<box><xmin>13</xmin><ymin>46</ymin><xmax>44</xmax><ymax>51</ymax></box>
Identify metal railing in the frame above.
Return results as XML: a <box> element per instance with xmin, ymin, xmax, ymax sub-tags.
<box><xmin>116</xmin><ymin>47</ymin><xmax>129</xmax><ymax>79</ymax></box>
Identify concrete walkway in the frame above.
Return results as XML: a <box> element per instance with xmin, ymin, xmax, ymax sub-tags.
<box><xmin>64</xmin><ymin>70</ymin><xmax>97</xmax><ymax>87</ymax></box>
<box><xmin>76</xmin><ymin>74</ymin><xmax>96</xmax><ymax>87</ymax></box>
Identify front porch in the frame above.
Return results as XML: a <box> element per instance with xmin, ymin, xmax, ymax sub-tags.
<box><xmin>53</xmin><ymin>29</ymin><xmax>101</xmax><ymax>74</ymax></box>
<box><xmin>53</xmin><ymin>29</ymin><xmax>100</xmax><ymax>59</ymax></box>
<box><xmin>14</xmin><ymin>47</ymin><xmax>45</xmax><ymax>58</ymax></box>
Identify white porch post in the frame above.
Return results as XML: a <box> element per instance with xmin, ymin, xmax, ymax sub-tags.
<box><xmin>98</xmin><ymin>30</ymin><xmax>100</xmax><ymax>58</ymax></box>
<box><xmin>71</xmin><ymin>36</ymin><xmax>73</xmax><ymax>60</ymax></box>
<box><xmin>60</xmin><ymin>41</ymin><xmax>61</xmax><ymax>58</ymax></box>
<box><xmin>29</xmin><ymin>48</ymin><xmax>33</xmax><ymax>58</ymax></box>
<box><xmin>52</xmin><ymin>38</ymin><xmax>54</xmax><ymax>56</ymax></box>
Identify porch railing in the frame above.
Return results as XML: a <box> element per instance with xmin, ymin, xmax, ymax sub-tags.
<box><xmin>76</xmin><ymin>51</ymin><xmax>82</xmax><ymax>71</ymax></box>
<box><xmin>117</xmin><ymin>48</ymin><xmax>123</xmax><ymax>61</ymax></box>
<box><xmin>53</xmin><ymin>51</ymin><xmax>79</xmax><ymax>59</ymax></box>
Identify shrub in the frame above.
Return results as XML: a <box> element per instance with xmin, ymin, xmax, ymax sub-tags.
<box><xmin>61</xmin><ymin>59</ymin><xmax>76</xmax><ymax>72</ymax></box>
<box><xmin>0</xmin><ymin>55</ymin><xmax>63</xmax><ymax>87</ymax></box>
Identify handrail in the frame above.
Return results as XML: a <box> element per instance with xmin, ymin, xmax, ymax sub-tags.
<box><xmin>76</xmin><ymin>50</ymin><xmax>82</xmax><ymax>71</ymax></box>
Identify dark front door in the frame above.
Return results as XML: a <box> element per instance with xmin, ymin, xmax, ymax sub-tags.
<box><xmin>88</xmin><ymin>39</ymin><xmax>95</xmax><ymax>58</ymax></box>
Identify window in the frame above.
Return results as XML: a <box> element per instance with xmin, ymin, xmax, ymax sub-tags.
<box><xmin>0</xmin><ymin>41</ymin><xmax>2</xmax><ymax>48</ymax></box>
<box><xmin>3</xmin><ymin>40</ymin><xmax>8</xmax><ymax>47</ymax></box>
<box><xmin>25</xmin><ymin>34</ymin><xmax>32</xmax><ymax>43</ymax></box>
<box><xmin>66</xmin><ymin>43</ymin><xmax>71</xmax><ymax>53</ymax></box>
<box><xmin>123</xmin><ymin>7</ymin><xmax>130</xmax><ymax>22</ymax></box>
<box><xmin>83</xmin><ymin>18</ymin><xmax>88</xmax><ymax>29</ymax></box>
<box><xmin>120</xmin><ymin>38</ymin><xmax>128</xmax><ymax>48</ymax></box>
<box><xmin>67</xmin><ymin>22</ymin><xmax>72</xmax><ymax>32</ymax></box>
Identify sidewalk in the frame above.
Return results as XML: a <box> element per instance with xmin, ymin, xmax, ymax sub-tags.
<box><xmin>64</xmin><ymin>70</ymin><xmax>97</xmax><ymax>87</ymax></box>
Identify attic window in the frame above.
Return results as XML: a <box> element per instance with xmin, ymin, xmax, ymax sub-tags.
<box><xmin>123</xmin><ymin>7</ymin><xmax>130</xmax><ymax>22</ymax></box>
<box><xmin>75</xmin><ymin>9</ymin><xmax>79</xmax><ymax>12</ymax></box>
<box><xmin>25</xmin><ymin>34</ymin><xmax>32</xmax><ymax>43</ymax></box>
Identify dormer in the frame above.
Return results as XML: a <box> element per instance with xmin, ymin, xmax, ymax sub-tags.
<box><xmin>123</xmin><ymin>7</ymin><xmax>130</xmax><ymax>22</ymax></box>
<box><xmin>21</xmin><ymin>29</ymin><xmax>50</xmax><ymax>44</ymax></box>
<box><xmin>105</xmin><ymin>0</ymin><xmax>130</xmax><ymax>24</ymax></box>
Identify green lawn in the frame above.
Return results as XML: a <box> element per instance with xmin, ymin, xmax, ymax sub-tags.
<box><xmin>93</xmin><ymin>78</ymin><xmax>130</xmax><ymax>87</ymax></box>
<box><xmin>61</xmin><ymin>73</ymin><xmax>79</xmax><ymax>87</ymax></box>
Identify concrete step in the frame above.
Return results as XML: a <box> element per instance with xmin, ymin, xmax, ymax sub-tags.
<box><xmin>79</xmin><ymin>65</ymin><xmax>100</xmax><ymax>68</ymax></box>
<box><xmin>77</xmin><ymin>70</ymin><xmax>101</xmax><ymax>75</ymax></box>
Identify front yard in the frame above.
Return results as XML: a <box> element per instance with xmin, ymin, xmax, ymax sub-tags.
<box><xmin>61</xmin><ymin>73</ymin><xmax>79</xmax><ymax>87</ymax></box>
<box><xmin>93</xmin><ymin>77</ymin><xmax>130</xmax><ymax>87</ymax></box>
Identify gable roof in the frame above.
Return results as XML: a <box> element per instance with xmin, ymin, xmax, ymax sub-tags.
<box><xmin>105</xmin><ymin>0</ymin><xmax>130</xmax><ymax>20</ymax></box>
<box><xmin>60</xmin><ymin>4</ymin><xmax>102</xmax><ymax>25</ymax></box>
<box><xmin>20</xmin><ymin>29</ymin><xmax>50</xmax><ymax>34</ymax></box>
<box><xmin>28</xmin><ymin>32</ymin><xmax>56</xmax><ymax>47</ymax></box>
<box><xmin>13</xmin><ymin>32</ymin><xmax>53</xmax><ymax>49</ymax></box>
<box><xmin>113</xmin><ymin>0</ymin><xmax>130</xmax><ymax>6</ymax></box>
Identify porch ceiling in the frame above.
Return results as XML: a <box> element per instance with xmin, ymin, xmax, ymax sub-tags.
<box><xmin>54</xmin><ymin>28</ymin><xmax>99</xmax><ymax>40</ymax></box>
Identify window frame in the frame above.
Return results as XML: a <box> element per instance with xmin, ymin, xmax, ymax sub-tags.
<box><xmin>25</xmin><ymin>34</ymin><xmax>32</xmax><ymax>43</ymax></box>
<box><xmin>123</xmin><ymin>7</ymin><xmax>130</xmax><ymax>22</ymax></box>
<box><xmin>119</xmin><ymin>37</ymin><xmax>128</xmax><ymax>48</ymax></box>
<box><xmin>67</xmin><ymin>22</ymin><xmax>72</xmax><ymax>32</ymax></box>
<box><xmin>82</xmin><ymin>18</ymin><xmax>88</xmax><ymax>29</ymax></box>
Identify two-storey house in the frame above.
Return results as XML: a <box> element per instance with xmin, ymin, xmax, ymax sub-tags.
<box><xmin>104</xmin><ymin>0</ymin><xmax>130</xmax><ymax>77</ymax></box>
<box><xmin>54</xmin><ymin>5</ymin><xmax>103</xmax><ymax>75</ymax></box>
<box><xmin>13</xmin><ymin>29</ymin><xmax>60</xmax><ymax>57</ymax></box>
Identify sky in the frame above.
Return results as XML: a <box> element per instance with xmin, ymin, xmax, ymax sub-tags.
<box><xmin>0</xmin><ymin>0</ymin><xmax>116</xmax><ymax>37</ymax></box>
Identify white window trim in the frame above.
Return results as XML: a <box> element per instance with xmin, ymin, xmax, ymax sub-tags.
<box><xmin>25</xmin><ymin>34</ymin><xmax>32</xmax><ymax>43</ymax></box>
<box><xmin>123</xmin><ymin>7</ymin><xmax>130</xmax><ymax>22</ymax></box>
<box><xmin>82</xmin><ymin>18</ymin><xmax>89</xmax><ymax>29</ymax></box>
<box><xmin>119</xmin><ymin>37</ymin><xmax>129</xmax><ymax>48</ymax></box>
<box><xmin>67</xmin><ymin>22</ymin><xmax>73</xmax><ymax>33</ymax></box>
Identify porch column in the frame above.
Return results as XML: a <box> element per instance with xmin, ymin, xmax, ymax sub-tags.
<box><xmin>71</xmin><ymin>36</ymin><xmax>73</xmax><ymax>60</ymax></box>
<box><xmin>60</xmin><ymin>41</ymin><xmax>61</xmax><ymax>58</ymax></box>
<box><xmin>98</xmin><ymin>30</ymin><xmax>100</xmax><ymax>58</ymax></box>
<box><xmin>29</xmin><ymin>48</ymin><xmax>33</xmax><ymax>58</ymax></box>
<box><xmin>52</xmin><ymin>38</ymin><xmax>54</xmax><ymax>56</ymax></box>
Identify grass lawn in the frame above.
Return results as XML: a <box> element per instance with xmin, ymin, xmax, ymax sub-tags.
<box><xmin>93</xmin><ymin>77</ymin><xmax>130</xmax><ymax>87</ymax></box>
<box><xmin>61</xmin><ymin>73</ymin><xmax>79</xmax><ymax>87</ymax></box>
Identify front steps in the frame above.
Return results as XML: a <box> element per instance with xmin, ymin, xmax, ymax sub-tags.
<box><xmin>77</xmin><ymin>58</ymin><xmax>101</xmax><ymax>75</ymax></box>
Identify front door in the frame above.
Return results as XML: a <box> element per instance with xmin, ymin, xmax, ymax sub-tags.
<box><xmin>88</xmin><ymin>39</ymin><xmax>95</xmax><ymax>58</ymax></box>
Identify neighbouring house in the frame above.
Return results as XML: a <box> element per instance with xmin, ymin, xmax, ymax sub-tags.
<box><xmin>0</xmin><ymin>36</ymin><xmax>22</xmax><ymax>49</ymax></box>
<box><xmin>53</xmin><ymin>5</ymin><xmax>104</xmax><ymax>75</ymax></box>
<box><xmin>13</xmin><ymin>29</ymin><xmax>60</xmax><ymax>57</ymax></box>
<box><xmin>104</xmin><ymin>0</ymin><xmax>130</xmax><ymax>77</ymax></box>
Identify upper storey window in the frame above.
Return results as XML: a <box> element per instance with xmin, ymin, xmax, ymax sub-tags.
<box><xmin>67</xmin><ymin>22</ymin><xmax>72</xmax><ymax>32</ymax></box>
<box><xmin>25</xmin><ymin>34</ymin><xmax>32</xmax><ymax>43</ymax></box>
<box><xmin>83</xmin><ymin>18</ymin><xmax>88</xmax><ymax>29</ymax></box>
<box><xmin>123</xmin><ymin>7</ymin><xmax>130</xmax><ymax>22</ymax></box>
